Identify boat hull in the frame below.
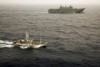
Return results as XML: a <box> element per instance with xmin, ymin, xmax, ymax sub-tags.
<box><xmin>14</xmin><ymin>42</ymin><xmax>48</xmax><ymax>49</ymax></box>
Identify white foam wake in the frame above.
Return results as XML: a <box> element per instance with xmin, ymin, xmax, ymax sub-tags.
<box><xmin>0</xmin><ymin>40</ymin><xmax>13</xmax><ymax>44</ymax></box>
<box><xmin>0</xmin><ymin>40</ymin><xmax>14</xmax><ymax>48</ymax></box>
<box><xmin>20</xmin><ymin>45</ymin><xmax>30</xmax><ymax>49</ymax></box>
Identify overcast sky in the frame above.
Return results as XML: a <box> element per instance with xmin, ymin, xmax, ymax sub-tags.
<box><xmin>0</xmin><ymin>0</ymin><xmax>100</xmax><ymax>5</ymax></box>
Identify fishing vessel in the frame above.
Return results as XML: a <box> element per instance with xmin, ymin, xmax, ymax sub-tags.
<box><xmin>14</xmin><ymin>32</ymin><xmax>48</xmax><ymax>49</ymax></box>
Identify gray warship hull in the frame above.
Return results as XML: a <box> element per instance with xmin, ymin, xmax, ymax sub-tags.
<box><xmin>48</xmin><ymin>5</ymin><xmax>85</xmax><ymax>14</ymax></box>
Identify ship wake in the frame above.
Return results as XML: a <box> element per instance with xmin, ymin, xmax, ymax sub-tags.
<box><xmin>0</xmin><ymin>40</ymin><xmax>14</xmax><ymax>48</ymax></box>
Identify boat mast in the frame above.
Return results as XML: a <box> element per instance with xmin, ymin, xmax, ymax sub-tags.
<box><xmin>40</xmin><ymin>37</ymin><xmax>42</xmax><ymax>44</ymax></box>
<box><xmin>25</xmin><ymin>32</ymin><xmax>29</xmax><ymax>40</ymax></box>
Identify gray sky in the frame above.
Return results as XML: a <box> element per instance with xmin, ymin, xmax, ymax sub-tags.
<box><xmin>0</xmin><ymin>0</ymin><xmax>100</xmax><ymax>5</ymax></box>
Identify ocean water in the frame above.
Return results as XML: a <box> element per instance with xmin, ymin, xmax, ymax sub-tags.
<box><xmin>0</xmin><ymin>5</ymin><xmax>100</xmax><ymax>67</ymax></box>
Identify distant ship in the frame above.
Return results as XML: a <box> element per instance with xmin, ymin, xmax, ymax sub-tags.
<box><xmin>48</xmin><ymin>5</ymin><xmax>85</xmax><ymax>14</ymax></box>
<box><xmin>14</xmin><ymin>32</ymin><xmax>48</xmax><ymax>49</ymax></box>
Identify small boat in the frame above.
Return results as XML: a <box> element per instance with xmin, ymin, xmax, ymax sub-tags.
<box><xmin>14</xmin><ymin>32</ymin><xmax>48</xmax><ymax>49</ymax></box>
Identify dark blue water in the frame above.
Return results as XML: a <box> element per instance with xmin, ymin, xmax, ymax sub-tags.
<box><xmin>0</xmin><ymin>5</ymin><xmax>100</xmax><ymax>67</ymax></box>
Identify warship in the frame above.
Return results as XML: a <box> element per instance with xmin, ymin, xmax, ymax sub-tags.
<box><xmin>48</xmin><ymin>5</ymin><xmax>85</xmax><ymax>14</ymax></box>
<box><xmin>14</xmin><ymin>32</ymin><xmax>48</xmax><ymax>49</ymax></box>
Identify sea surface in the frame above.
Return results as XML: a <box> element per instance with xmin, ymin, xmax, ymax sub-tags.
<box><xmin>0</xmin><ymin>5</ymin><xmax>100</xmax><ymax>67</ymax></box>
